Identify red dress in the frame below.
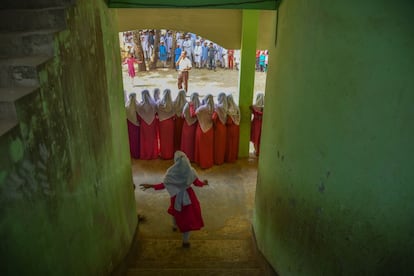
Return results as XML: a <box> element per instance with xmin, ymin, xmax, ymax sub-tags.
<box><xmin>213</xmin><ymin>112</ymin><xmax>227</xmax><ymax>165</ymax></box>
<box><xmin>181</xmin><ymin>121</ymin><xmax>197</xmax><ymax>162</ymax></box>
<box><xmin>159</xmin><ymin>117</ymin><xmax>175</xmax><ymax>160</ymax></box>
<box><xmin>124</xmin><ymin>57</ymin><xmax>137</xmax><ymax>78</ymax></box>
<box><xmin>192</xmin><ymin>103</ymin><xmax>214</xmax><ymax>169</ymax></box>
<box><xmin>227</xmin><ymin>49</ymin><xmax>234</xmax><ymax>69</ymax></box>
<box><xmin>250</xmin><ymin>108</ymin><xmax>263</xmax><ymax>156</ymax></box>
<box><xmin>154</xmin><ymin>115</ymin><xmax>160</xmax><ymax>154</ymax></box>
<box><xmin>138</xmin><ymin>116</ymin><xmax>159</xmax><ymax>160</ymax></box>
<box><xmin>225</xmin><ymin>116</ymin><xmax>239</xmax><ymax>163</ymax></box>
<box><xmin>194</xmin><ymin>125</ymin><xmax>214</xmax><ymax>169</ymax></box>
<box><xmin>174</xmin><ymin>116</ymin><xmax>185</xmax><ymax>152</ymax></box>
<box><xmin>127</xmin><ymin>118</ymin><xmax>140</xmax><ymax>159</ymax></box>
<box><xmin>154</xmin><ymin>178</ymin><xmax>205</xmax><ymax>232</ymax></box>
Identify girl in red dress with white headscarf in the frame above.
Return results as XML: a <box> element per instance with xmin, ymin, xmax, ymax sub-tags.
<box><xmin>225</xmin><ymin>94</ymin><xmax>240</xmax><ymax>163</ymax></box>
<box><xmin>181</xmin><ymin>92</ymin><xmax>200</xmax><ymax>162</ymax></box>
<box><xmin>173</xmin><ymin>89</ymin><xmax>187</xmax><ymax>152</ymax></box>
<box><xmin>157</xmin><ymin>89</ymin><xmax>175</xmax><ymax>160</ymax></box>
<box><xmin>140</xmin><ymin>151</ymin><xmax>208</xmax><ymax>248</ymax></box>
<box><xmin>125</xmin><ymin>93</ymin><xmax>140</xmax><ymax>159</ymax></box>
<box><xmin>193</xmin><ymin>94</ymin><xmax>215</xmax><ymax>169</ymax></box>
<box><xmin>137</xmin><ymin>89</ymin><xmax>158</xmax><ymax>159</ymax></box>
<box><xmin>212</xmin><ymin>92</ymin><xmax>228</xmax><ymax>165</ymax></box>
<box><xmin>250</xmin><ymin>93</ymin><xmax>264</xmax><ymax>156</ymax></box>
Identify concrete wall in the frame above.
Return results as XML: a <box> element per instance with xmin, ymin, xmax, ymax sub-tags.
<box><xmin>0</xmin><ymin>0</ymin><xmax>137</xmax><ymax>274</ymax></box>
<box><xmin>116</xmin><ymin>9</ymin><xmax>275</xmax><ymax>49</ymax></box>
<box><xmin>253</xmin><ymin>0</ymin><xmax>414</xmax><ymax>275</ymax></box>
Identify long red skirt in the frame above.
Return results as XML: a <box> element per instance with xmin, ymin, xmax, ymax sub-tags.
<box><xmin>194</xmin><ymin>125</ymin><xmax>214</xmax><ymax>169</ymax></box>
<box><xmin>250</xmin><ymin>117</ymin><xmax>262</xmax><ymax>155</ymax></box>
<box><xmin>127</xmin><ymin>120</ymin><xmax>140</xmax><ymax>159</ymax></box>
<box><xmin>167</xmin><ymin>187</ymin><xmax>204</xmax><ymax>232</ymax></box>
<box><xmin>213</xmin><ymin>120</ymin><xmax>227</xmax><ymax>165</ymax></box>
<box><xmin>225</xmin><ymin>118</ymin><xmax>239</xmax><ymax>163</ymax></box>
<box><xmin>174</xmin><ymin>117</ymin><xmax>185</xmax><ymax>152</ymax></box>
<box><xmin>139</xmin><ymin>119</ymin><xmax>158</xmax><ymax>160</ymax></box>
<box><xmin>159</xmin><ymin>117</ymin><xmax>175</xmax><ymax>160</ymax></box>
<box><xmin>180</xmin><ymin>122</ymin><xmax>197</xmax><ymax>162</ymax></box>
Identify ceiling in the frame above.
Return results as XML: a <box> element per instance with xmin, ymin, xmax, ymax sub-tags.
<box><xmin>108</xmin><ymin>0</ymin><xmax>278</xmax><ymax>10</ymax></box>
<box><xmin>116</xmin><ymin>9</ymin><xmax>276</xmax><ymax>49</ymax></box>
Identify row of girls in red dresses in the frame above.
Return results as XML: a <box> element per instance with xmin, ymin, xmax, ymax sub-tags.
<box><xmin>125</xmin><ymin>89</ymin><xmax>241</xmax><ymax>169</ymax></box>
<box><xmin>192</xmin><ymin>93</ymin><xmax>241</xmax><ymax>169</ymax></box>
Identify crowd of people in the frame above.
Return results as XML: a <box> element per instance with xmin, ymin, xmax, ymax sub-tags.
<box><xmin>120</xmin><ymin>30</ymin><xmax>272</xmax><ymax>71</ymax></box>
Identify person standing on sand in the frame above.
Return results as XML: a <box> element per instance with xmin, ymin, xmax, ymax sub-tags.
<box><xmin>176</xmin><ymin>51</ymin><xmax>192</xmax><ymax>92</ymax></box>
<box><xmin>159</xmin><ymin>41</ymin><xmax>168</xmax><ymax>68</ymax></box>
<box><xmin>207</xmin><ymin>42</ymin><xmax>217</xmax><ymax>71</ymax></box>
<box><xmin>123</xmin><ymin>53</ymin><xmax>142</xmax><ymax>85</ymax></box>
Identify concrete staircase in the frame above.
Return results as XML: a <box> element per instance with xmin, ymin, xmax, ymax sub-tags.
<box><xmin>124</xmin><ymin>236</ymin><xmax>273</xmax><ymax>276</ymax></box>
<box><xmin>0</xmin><ymin>0</ymin><xmax>74</xmax><ymax>136</ymax></box>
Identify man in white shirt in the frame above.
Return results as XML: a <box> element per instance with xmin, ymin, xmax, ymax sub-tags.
<box><xmin>182</xmin><ymin>34</ymin><xmax>193</xmax><ymax>62</ymax></box>
<box><xmin>193</xmin><ymin>40</ymin><xmax>202</xmax><ymax>68</ymax></box>
<box><xmin>176</xmin><ymin>51</ymin><xmax>192</xmax><ymax>92</ymax></box>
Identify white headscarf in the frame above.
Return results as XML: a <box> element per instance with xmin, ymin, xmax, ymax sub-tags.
<box><xmin>183</xmin><ymin>92</ymin><xmax>200</xmax><ymax>125</ymax></box>
<box><xmin>174</xmin><ymin>89</ymin><xmax>187</xmax><ymax>117</ymax></box>
<box><xmin>226</xmin><ymin>94</ymin><xmax>240</xmax><ymax>125</ymax></box>
<box><xmin>196</xmin><ymin>94</ymin><xmax>214</xmax><ymax>133</ymax></box>
<box><xmin>215</xmin><ymin>92</ymin><xmax>228</xmax><ymax>124</ymax></box>
<box><xmin>253</xmin><ymin>93</ymin><xmax>264</xmax><ymax>111</ymax></box>
<box><xmin>137</xmin><ymin>89</ymin><xmax>156</xmax><ymax>125</ymax></box>
<box><xmin>153</xmin><ymin>88</ymin><xmax>161</xmax><ymax>104</ymax></box>
<box><xmin>125</xmin><ymin>93</ymin><xmax>139</xmax><ymax>126</ymax></box>
<box><xmin>163</xmin><ymin>151</ymin><xmax>198</xmax><ymax>211</ymax></box>
<box><xmin>157</xmin><ymin>89</ymin><xmax>175</xmax><ymax>121</ymax></box>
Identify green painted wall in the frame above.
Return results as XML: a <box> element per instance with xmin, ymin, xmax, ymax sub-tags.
<box><xmin>253</xmin><ymin>0</ymin><xmax>414</xmax><ymax>275</ymax></box>
<box><xmin>238</xmin><ymin>10</ymin><xmax>259</xmax><ymax>157</ymax></box>
<box><xmin>0</xmin><ymin>0</ymin><xmax>137</xmax><ymax>275</ymax></box>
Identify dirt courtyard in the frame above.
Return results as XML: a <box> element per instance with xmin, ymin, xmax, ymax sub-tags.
<box><xmin>122</xmin><ymin>65</ymin><xmax>267</xmax><ymax>104</ymax></box>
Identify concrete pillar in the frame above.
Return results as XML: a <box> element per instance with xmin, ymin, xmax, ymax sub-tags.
<box><xmin>238</xmin><ymin>9</ymin><xmax>259</xmax><ymax>157</ymax></box>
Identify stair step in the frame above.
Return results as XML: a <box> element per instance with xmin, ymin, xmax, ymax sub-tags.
<box><xmin>0</xmin><ymin>7</ymin><xmax>66</xmax><ymax>31</ymax></box>
<box><xmin>0</xmin><ymin>86</ymin><xmax>39</xmax><ymax>101</ymax></box>
<box><xmin>0</xmin><ymin>56</ymin><xmax>50</xmax><ymax>87</ymax></box>
<box><xmin>131</xmin><ymin>239</ymin><xmax>260</xmax><ymax>269</ymax></box>
<box><xmin>127</xmin><ymin>267</ymin><xmax>263</xmax><ymax>276</ymax></box>
<box><xmin>0</xmin><ymin>29</ymin><xmax>61</xmax><ymax>58</ymax></box>
<box><xmin>0</xmin><ymin>118</ymin><xmax>18</xmax><ymax>136</ymax></box>
<box><xmin>0</xmin><ymin>0</ymin><xmax>75</xmax><ymax>9</ymax></box>
<box><xmin>0</xmin><ymin>101</ymin><xmax>16</xmax><ymax>120</ymax></box>
<box><xmin>0</xmin><ymin>87</ymin><xmax>39</xmax><ymax>123</ymax></box>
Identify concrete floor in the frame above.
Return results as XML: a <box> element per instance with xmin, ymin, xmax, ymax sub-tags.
<box><xmin>132</xmin><ymin>155</ymin><xmax>258</xmax><ymax>241</ymax></box>
<box><xmin>124</xmin><ymin>155</ymin><xmax>277</xmax><ymax>275</ymax></box>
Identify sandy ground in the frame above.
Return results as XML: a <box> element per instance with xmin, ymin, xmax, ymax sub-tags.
<box><xmin>121</xmin><ymin>64</ymin><xmax>267</xmax><ymax>103</ymax></box>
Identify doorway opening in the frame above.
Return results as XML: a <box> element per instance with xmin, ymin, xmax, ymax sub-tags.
<box><xmin>119</xmin><ymin>28</ymin><xmax>268</xmax><ymax>156</ymax></box>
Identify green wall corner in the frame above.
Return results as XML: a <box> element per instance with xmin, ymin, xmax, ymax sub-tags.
<box><xmin>253</xmin><ymin>1</ymin><xmax>414</xmax><ymax>275</ymax></box>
